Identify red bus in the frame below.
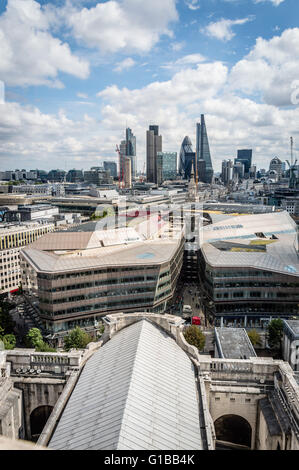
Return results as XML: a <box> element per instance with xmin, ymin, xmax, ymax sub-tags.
<box><xmin>192</xmin><ymin>316</ymin><xmax>201</xmax><ymax>326</ymax></box>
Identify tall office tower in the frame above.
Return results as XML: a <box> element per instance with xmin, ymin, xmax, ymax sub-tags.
<box><xmin>197</xmin><ymin>115</ymin><xmax>214</xmax><ymax>184</ymax></box>
<box><xmin>126</xmin><ymin>128</ymin><xmax>137</xmax><ymax>178</ymax></box>
<box><xmin>235</xmin><ymin>149</ymin><xmax>252</xmax><ymax>177</ymax></box>
<box><xmin>124</xmin><ymin>157</ymin><xmax>132</xmax><ymax>189</ymax></box>
<box><xmin>233</xmin><ymin>161</ymin><xmax>245</xmax><ymax>181</ymax></box>
<box><xmin>104</xmin><ymin>161</ymin><xmax>117</xmax><ymax>179</ymax></box>
<box><xmin>156</xmin><ymin>152</ymin><xmax>177</xmax><ymax>185</ymax></box>
<box><xmin>119</xmin><ymin>140</ymin><xmax>127</xmax><ymax>184</ymax></box>
<box><xmin>269</xmin><ymin>157</ymin><xmax>283</xmax><ymax>181</ymax></box>
<box><xmin>179</xmin><ymin>136</ymin><xmax>195</xmax><ymax>180</ymax></box>
<box><xmin>146</xmin><ymin>125</ymin><xmax>162</xmax><ymax>183</ymax></box>
<box><xmin>221</xmin><ymin>160</ymin><xmax>233</xmax><ymax>185</ymax></box>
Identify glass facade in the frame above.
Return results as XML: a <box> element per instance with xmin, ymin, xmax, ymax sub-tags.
<box><xmin>156</xmin><ymin>152</ymin><xmax>177</xmax><ymax>184</ymax></box>
<box><xmin>196</xmin><ymin>115</ymin><xmax>214</xmax><ymax>184</ymax></box>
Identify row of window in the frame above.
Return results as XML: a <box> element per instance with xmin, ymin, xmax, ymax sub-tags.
<box><xmin>38</xmin><ymin>266</ymin><xmax>158</xmax><ymax>281</ymax></box>
<box><xmin>40</xmin><ymin>286</ymin><xmax>156</xmax><ymax>304</ymax></box>
<box><xmin>39</xmin><ymin>276</ymin><xmax>158</xmax><ymax>293</ymax></box>
<box><xmin>215</xmin><ymin>291</ymin><xmax>299</xmax><ymax>299</ymax></box>
<box><xmin>41</xmin><ymin>297</ymin><xmax>155</xmax><ymax>316</ymax></box>
<box><xmin>213</xmin><ymin>281</ymin><xmax>299</xmax><ymax>289</ymax></box>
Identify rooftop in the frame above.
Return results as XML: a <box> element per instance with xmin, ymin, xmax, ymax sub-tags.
<box><xmin>202</xmin><ymin>211</ymin><xmax>299</xmax><ymax>276</ymax></box>
<box><xmin>48</xmin><ymin>319</ymin><xmax>202</xmax><ymax>450</ymax></box>
<box><xmin>215</xmin><ymin>327</ymin><xmax>257</xmax><ymax>359</ymax></box>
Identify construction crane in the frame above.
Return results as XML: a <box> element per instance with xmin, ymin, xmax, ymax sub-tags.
<box><xmin>115</xmin><ymin>145</ymin><xmax>124</xmax><ymax>189</ymax></box>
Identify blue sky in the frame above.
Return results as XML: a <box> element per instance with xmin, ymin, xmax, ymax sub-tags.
<box><xmin>0</xmin><ymin>0</ymin><xmax>298</xmax><ymax>172</ymax></box>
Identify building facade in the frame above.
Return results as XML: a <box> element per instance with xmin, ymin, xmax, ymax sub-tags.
<box><xmin>156</xmin><ymin>152</ymin><xmax>177</xmax><ymax>185</ymax></box>
<box><xmin>0</xmin><ymin>221</ymin><xmax>55</xmax><ymax>293</ymax></box>
<box><xmin>146</xmin><ymin>125</ymin><xmax>162</xmax><ymax>184</ymax></box>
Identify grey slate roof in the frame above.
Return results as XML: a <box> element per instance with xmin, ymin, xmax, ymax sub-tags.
<box><xmin>48</xmin><ymin>320</ymin><xmax>202</xmax><ymax>450</ymax></box>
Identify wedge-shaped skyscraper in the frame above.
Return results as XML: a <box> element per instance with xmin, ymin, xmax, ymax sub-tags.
<box><xmin>196</xmin><ymin>114</ymin><xmax>214</xmax><ymax>184</ymax></box>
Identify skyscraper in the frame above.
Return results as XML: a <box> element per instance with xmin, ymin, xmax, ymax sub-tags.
<box><xmin>235</xmin><ymin>149</ymin><xmax>252</xmax><ymax>177</ymax></box>
<box><xmin>196</xmin><ymin>115</ymin><xmax>214</xmax><ymax>184</ymax></box>
<box><xmin>126</xmin><ymin>128</ymin><xmax>137</xmax><ymax>178</ymax></box>
<box><xmin>124</xmin><ymin>157</ymin><xmax>132</xmax><ymax>189</ymax></box>
<box><xmin>156</xmin><ymin>152</ymin><xmax>177</xmax><ymax>185</ymax></box>
<box><xmin>146</xmin><ymin>125</ymin><xmax>162</xmax><ymax>184</ymax></box>
<box><xmin>179</xmin><ymin>136</ymin><xmax>195</xmax><ymax>180</ymax></box>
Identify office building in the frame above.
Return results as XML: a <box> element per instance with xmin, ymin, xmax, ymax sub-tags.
<box><xmin>156</xmin><ymin>152</ymin><xmax>177</xmax><ymax>185</ymax></box>
<box><xmin>146</xmin><ymin>125</ymin><xmax>162</xmax><ymax>184</ymax></box>
<box><xmin>196</xmin><ymin>115</ymin><xmax>214</xmax><ymax>184</ymax></box>
<box><xmin>20</xmin><ymin>217</ymin><xmax>184</xmax><ymax>334</ymax></box>
<box><xmin>0</xmin><ymin>221</ymin><xmax>55</xmax><ymax>293</ymax></box>
<box><xmin>179</xmin><ymin>136</ymin><xmax>195</xmax><ymax>180</ymax></box>
<box><xmin>221</xmin><ymin>160</ymin><xmax>233</xmax><ymax>185</ymax></box>
<box><xmin>126</xmin><ymin>128</ymin><xmax>137</xmax><ymax>178</ymax></box>
<box><xmin>235</xmin><ymin>150</ymin><xmax>253</xmax><ymax>177</ymax></box>
<box><xmin>124</xmin><ymin>157</ymin><xmax>132</xmax><ymax>189</ymax></box>
<box><xmin>83</xmin><ymin>168</ymin><xmax>113</xmax><ymax>186</ymax></box>
<box><xmin>269</xmin><ymin>157</ymin><xmax>283</xmax><ymax>181</ymax></box>
<box><xmin>66</xmin><ymin>169</ymin><xmax>84</xmax><ymax>183</ymax></box>
<box><xmin>103</xmin><ymin>161</ymin><xmax>117</xmax><ymax>179</ymax></box>
<box><xmin>199</xmin><ymin>211</ymin><xmax>299</xmax><ymax>327</ymax></box>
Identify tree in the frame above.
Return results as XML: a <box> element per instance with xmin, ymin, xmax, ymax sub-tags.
<box><xmin>26</xmin><ymin>328</ymin><xmax>43</xmax><ymax>349</ymax></box>
<box><xmin>3</xmin><ymin>334</ymin><xmax>16</xmax><ymax>350</ymax></box>
<box><xmin>63</xmin><ymin>327</ymin><xmax>93</xmax><ymax>351</ymax></box>
<box><xmin>25</xmin><ymin>327</ymin><xmax>56</xmax><ymax>352</ymax></box>
<box><xmin>183</xmin><ymin>325</ymin><xmax>205</xmax><ymax>351</ymax></box>
<box><xmin>247</xmin><ymin>329</ymin><xmax>262</xmax><ymax>347</ymax></box>
<box><xmin>267</xmin><ymin>319</ymin><xmax>284</xmax><ymax>351</ymax></box>
<box><xmin>0</xmin><ymin>294</ymin><xmax>15</xmax><ymax>335</ymax></box>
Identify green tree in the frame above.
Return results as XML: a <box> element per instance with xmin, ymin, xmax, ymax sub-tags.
<box><xmin>183</xmin><ymin>325</ymin><xmax>205</xmax><ymax>351</ymax></box>
<box><xmin>247</xmin><ymin>329</ymin><xmax>262</xmax><ymax>347</ymax></box>
<box><xmin>267</xmin><ymin>319</ymin><xmax>284</xmax><ymax>351</ymax></box>
<box><xmin>3</xmin><ymin>334</ymin><xmax>16</xmax><ymax>350</ymax></box>
<box><xmin>26</xmin><ymin>328</ymin><xmax>43</xmax><ymax>348</ymax></box>
<box><xmin>63</xmin><ymin>327</ymin><xmax>93</xmax><ymax>351</ymax></box>
<box><xmin>26</xmin><ymin>327</ymin><xmax>56</xmax><ymax>352</ymax></box>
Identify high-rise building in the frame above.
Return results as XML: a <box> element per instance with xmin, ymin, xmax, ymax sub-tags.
<box><xmin>146</xmin><ymin>125</ymin><xmax>162</xmax><ymax>184</ymax></box>
<box><xmin>103</xmin><ymin>161</ymin><xmax>117</xmax><ymax>179</ymax></box>
<box><xmin>124</xmin><ymin>157</ymin><xmax>132</xmax><ymax>189</ymax></box>
<box><xmin>126</xmin><ymin>128</ymin><xmax>137</xmax><ymax>178</ymax></box>
<box><xmin>156</xmin><ymin>152</ymin><xmax>177</xmax><ymax>185</ymax></box>
<box><xmin>221</xmin><ymin>160</ymin><xmax>233</xmax><ymax>185</ymax></box>
<box><xmin>179</xmin><ymin>136</ymin><xmax>195</xmax><ymax>180</ymax></box>
<box><xmin>235</xmin><ymin>149</ymin><xmax>252</xmax><ymax>177</ymax></box>
<box><xmin>196</xmin><ymin>115</ymin><xmax>214</xmax><ymax>184</ymax></box>
<box><xmin>269</xmin><ymin>157</ymin><xmax>283</xmax><ymax>181</ymax></box>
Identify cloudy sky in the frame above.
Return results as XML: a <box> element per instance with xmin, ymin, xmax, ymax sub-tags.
<box><xmin>0</xmin><ymin>0</ymin><xmax>298</xmax><ymax>173</ymax></box>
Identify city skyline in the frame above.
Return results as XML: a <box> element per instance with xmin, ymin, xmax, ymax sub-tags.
<box><xmin>0</xmin><ymin>0</ymin><xmax>299</xmax><ymax>172</ymax></box>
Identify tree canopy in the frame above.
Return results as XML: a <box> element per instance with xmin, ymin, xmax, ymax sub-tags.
<box><xmin>183</xmin><ymin>325</ymin><xmax>205</xmax><ymax>351</ymax></box>
<box><xmin>26</xmin><ymin>328</ymin><xmax>56</xmax><ymax>352</ymax></box>
<box><xmin>247</xmin><ymin>329</ymin><xmax>262</xmax><ymax>347</ymax></box>
<box><xmin>267</xmin><ymin>318</ymin><xmax>284</xmax><ymax>351</ymax></box>
<box><xmin>63</xmin><ymin>327</ymin><xmax>93</xmax><ymax>351</ymax></box>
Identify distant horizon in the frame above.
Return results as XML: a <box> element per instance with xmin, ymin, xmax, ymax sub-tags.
<box><xmin>0</xmin><ymin>0</ymin><xmax>298</xmax><ymax>172</ymax></box>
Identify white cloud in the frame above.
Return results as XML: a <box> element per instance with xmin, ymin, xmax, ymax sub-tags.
<box><xmin>230</xmin><ymin>28</ymin><xmax>299</xmax><ymax>106</ymax></box>
<box><xmin>114</xmin><ymin>58</ymin><xmax>135</xmax><ymax>73</ymax></box>
<box><xmin>161</xmin><ymin>53</ymin><xmax>206</xmax><ymax>70</ymax></box>
<box><xmin>0</xmin><ymin>0</ymin><xmax>90</xmax><ymax>87</ymax></box>
<box><xmin>185</xmin><ymin>0</ymin><xmax>200</xmax><ymax>10</ymax></box>
<box><xmin>202</xmin><ymin>17</ymin><xmax>254</xmax><ymax>42</ymax></box>
<box><xmin>254</xmin><ymin>0</ymin><xmax>285</xmax><ymax>6</ymax></box>
<box><xmin>77</xmin><ymin>92</ymin><xmax>88</xmax><ymax>99</ymax></box>
<box><xmin>66</xmin><ymin>0</ymin><xmax>178</xmax><ymax>54</ymax></box>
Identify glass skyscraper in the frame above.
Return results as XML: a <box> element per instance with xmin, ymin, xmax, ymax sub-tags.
<box><xmin>196</xmin><ymin>114</ymin><xmax>214</xmax><ymax>184</ymax></box>
<box><xmin>235</xmin><ymin>149</ymin><xmax>253</xmax><ymax>176</ymax></box>
<box><xmin>126</xmin><ymin>128</ymin><xmax>137</xmax><ymax>178</ymax></box>
<box><xmin>157</xmin><ymin>152</ymin><xmax>177</xmax><ymax>184</ymax></box>
<box><xmin>179</xmin><ymin>136</ymin><xmax>195</xmax><ymax>180</ymax></box>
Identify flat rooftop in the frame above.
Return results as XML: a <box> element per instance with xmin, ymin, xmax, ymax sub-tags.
<box><xmin>215</xmin><ymin>327</ymin><xmax>257</xmax><ymax>359</ymax></box>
